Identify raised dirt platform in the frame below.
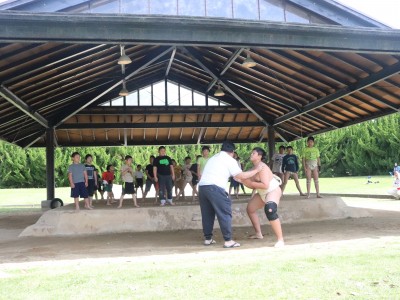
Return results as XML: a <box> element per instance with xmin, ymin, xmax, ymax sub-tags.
<box><xmin>20</xmin><ymin>195</ymin><xmax>370</xmax><ymax>237</ymax></box>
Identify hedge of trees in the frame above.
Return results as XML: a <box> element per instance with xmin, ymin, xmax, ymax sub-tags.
<box><xmin>0</xmin><ymin>114</ymin><xmax>398</xmax><ymax>188</ymax></box>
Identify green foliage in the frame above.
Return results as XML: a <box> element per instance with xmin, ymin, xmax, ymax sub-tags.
<box><xmin>0</xmin><ymin>114</ymin><xmax>399</xmax><ymax>188</ymax></box>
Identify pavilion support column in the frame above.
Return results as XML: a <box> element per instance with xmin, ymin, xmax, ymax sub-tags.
<box><xmin>46</xmin><ymin>128</ymin><xmax>55</xmax><ymax>201</ymax></box>
<box><xmin>268</xmin><ymin>126</ymin><xmax>276</xmax><ymax>163</ymax></box>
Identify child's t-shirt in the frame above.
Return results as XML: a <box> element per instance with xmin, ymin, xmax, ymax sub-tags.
<box><xmin>134</xmin><ymin>171</ymin><xmax>143</xmax><ymax>179</ymax></box>
<box><xmin>121</xmin><ymin>164</ymin><xmax>134</xmax><ymax>183</ymax></box>
<box><xmin>303</xmin><ymin>147</ymin><xmax>320</xmax><ymax>161</ymax></box>
<box><xmin>84</xmin><ymin>164</ymin><xmax>97</xmax><ymax>181</ymax></box>
<box><xmin>102</xmin><ymin>171</ymin><xmax>115</xmax><ymax>184</ymax></box>
<box><xmin>68</xmin><ymin>163</ymin><xmax>85</xmax><ymax>184</ymax></box>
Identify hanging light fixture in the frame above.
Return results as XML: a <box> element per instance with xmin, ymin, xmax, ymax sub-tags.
<box><xmin>119</xmin><ymin>80</ymin><xmax>129</xmax><ymax>96</ymax></box>
<box><xmin>214</xmin><ymin>84</ymin><xmax>225</xmax><ymax>97</ymax></box>
<box><xmin>242</xmin><ymin>52</ymin><xmax>256</xmax><ymax>68</ymax></box>
<box><xmin>118</xmin><ymin>45</ymin><xmax>132</xmax><ymax>65</ymax></box>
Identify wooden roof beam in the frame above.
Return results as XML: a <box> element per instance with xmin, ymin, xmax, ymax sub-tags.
<box><xmin>274</xmin><ymin>61</ymin><xmax>400</xmax><ymax>125</ymax></box>
<box><xmin>58</xmin><ymin>121</ymin><xmax>264</xmax><ymax>130</ymax></box>
<box><xmin>52</xmin><ymin>46</ymin><xmax>174</xmax><ymax>127</ymax></box>
<box><xmin>0</xmin><ymin>85</ymin><xmax>49</xmax><ymax>128</ymax></box>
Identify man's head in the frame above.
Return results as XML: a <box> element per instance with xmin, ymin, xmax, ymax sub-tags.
<box><xmin>150</xmin><ymin>155</ymin><xmax>155</xmax><ymax>163</ymax></box>
<box><xmin>278</xmin><ymin>145</ymin><xmax>286</xmax><ymax>154</ymax></box>
<box><xmin>185</xmin><ymin>156</ymin><xmax>191</xmax><ymax>164</ymax></box>
<box><xmin>286</xmin><ymin>146</ymin><xmax>293</xmax><ymax>154</ymax></box>
<box><xmin>221</xmin><ymin>141</ymin><xmax>235</xmax><ymax>154</ymax></box>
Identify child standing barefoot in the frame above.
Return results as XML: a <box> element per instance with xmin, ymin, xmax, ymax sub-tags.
<box><xmin>68</xmin><ymin>152</ymin><xmax>91</xmax><ymax>210</ymax></box>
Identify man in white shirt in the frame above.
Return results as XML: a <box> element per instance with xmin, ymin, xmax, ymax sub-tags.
<box><xmin>198</xmin><ymin>141</ymin><xmax>263</xmax><ymax>248</ymax></box>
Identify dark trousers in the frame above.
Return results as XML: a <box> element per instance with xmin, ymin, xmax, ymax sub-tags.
<box><xmin>158</xmin><ymin>174</ymin><xmax>173</xmax><ymax>200</ymax></box>
<box><xmin>199</xmin><ymin>185</ymin><xmax>232</xmax><ymax>241</ymax></box>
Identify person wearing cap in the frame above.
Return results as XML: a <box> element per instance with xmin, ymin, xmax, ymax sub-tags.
<box><xmin>198</xmin><ymin>141</ymin><xmax>264</xmax><ymax>248</ymax></box>
<box><xmin>302</xmin><ymin>136</ymin><xmax>322</xmax><ymax>198</ymax></box>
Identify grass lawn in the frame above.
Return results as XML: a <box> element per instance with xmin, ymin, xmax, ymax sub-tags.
<box><xmin>0</xmin><ymin>241</ymin><xmax>399</xmax><ymax>299</ymax></box>
<box><xmin>0</xmin><ymin>176</ymin><xmax>394</xmax><ymax>208</ymax></box>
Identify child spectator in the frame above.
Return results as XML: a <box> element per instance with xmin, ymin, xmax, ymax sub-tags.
<box><xmin>118</xmin><ymin>155</ymin><xmax>139</xmax><ymax>208</ymax></box>
<box><xmin>134</xmin><ymin>164</ymin><xmax>144</xmax><ymax>199</ymax></box>
<box><xmin>190</xmin><ymin>155</ymin><xmax>201</xmax><ymax>200</ymax></box>
<box><xmin>197</xmin><ymin>145</ymin><xmax>211</xmax><ymax>180</ymax></box>
<box><xmin>387</xmin><ymin>171</ymin><xmax>400</xmax><ymax>199</ymax></box>
<box><xmin>172</xmin><ymin>159</ymin><xmax>184</xmax><ymax>198</ymax></box>
<box><xmin>271</xmin><ymin>145</ymin><xmax>286</xmax><ymax>182</ymax></box>
<box><xmin>143</xmin><ymin>155</ymin><xmax>159</xmax><ymax>203</ymax></box>
<box><xmin>302</xmin><ymin>136</ymin><xmax>322</xmax><ymax>199</ymax></box>
<box><xmin>102</xmin><ymin>165</ymin><xmax>115</xmax><ymax>205</ymax></box>
<box><xmin>68</xmin><ymin>152</ymin><xmax>90</xmax><ymax>210</ymax></box>
<box><xmin>94</xmin><ymin>171</ymin><xmax>104</xmax><ymax>201</ymax></box>
<box><xmin>281</xmin><ymin>146</ymin><xmax>306</xmax><ymax>196</ymax></box>
<box><xmin>84</xmin><ymin>154</ymin><xmax>98</xmax><ymax>208</ymax></box>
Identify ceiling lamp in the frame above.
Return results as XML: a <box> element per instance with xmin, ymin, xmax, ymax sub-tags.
<box><xmin>118</xmin><ymin>45</ymin><xmax>132</xmax><ymax>65</ymax></box>
<box><xmin>242</xmin><ymin>52</ymin><xmax>256</xmax><ymax>68</ymax></box>
<box><xmin>214</xmin><ymin>84</ymin><xmax>225</xmax><ymax>97</ymax></box>
<box><xmin>119</xmin><ymin>81</ymin><xmax>129</xmax><ymax>96</ymax></box>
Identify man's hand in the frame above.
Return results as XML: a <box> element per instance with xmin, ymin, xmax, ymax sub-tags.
<box><xmin>154</xmin><ymin>177</ymin><xmax>158</xmax><ymax>183</ymax></box>
<box><xmin>318</xmin><ymin>166</ymin><xmax>321</xmax><ymax>172</ymax></box>
<box><xmin>71</xmin><ymin>183</ymin><xmax>75</xmax><ymax>188</ymax></box>
<box><xmin>85</xmin><ymin>182</ymin><xmax>88</xmax><ymax>187</ymax></box>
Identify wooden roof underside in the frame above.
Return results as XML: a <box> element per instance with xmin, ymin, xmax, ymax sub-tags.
<box><xmin>0</xmin><ymin>3</ymin><xmax>399</xmax><ymax>147</ymax></box>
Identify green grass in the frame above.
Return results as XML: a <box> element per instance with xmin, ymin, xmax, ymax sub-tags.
<box><xmin>0</xmin><ymin>242</ymin><xmax>399</xmax><ymax>299</ymax></box>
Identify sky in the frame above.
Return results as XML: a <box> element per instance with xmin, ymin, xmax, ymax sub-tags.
<box><xmin>336</xmin><ymin>0</ymin><xmax>400</xmax><ymax>28</ymax></box>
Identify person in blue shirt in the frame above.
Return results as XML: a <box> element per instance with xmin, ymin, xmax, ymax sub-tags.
<box><xmin>281</xmin><ymin>146</ymin><xmax>306</xmax><ymax>196</ymax></box>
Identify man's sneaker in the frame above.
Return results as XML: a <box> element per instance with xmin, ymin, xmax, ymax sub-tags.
<box><xmin>160</xmin><ymin>200</ymin><xmax>166</xmax><ymax>206</ymax></box>
<box><xmin>167</xmin><ymin>199</ymin><xmax>175</xmax><ymax>206</ymax></box>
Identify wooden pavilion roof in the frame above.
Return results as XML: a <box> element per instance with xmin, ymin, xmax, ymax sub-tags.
<box><xmin>0</xmin><ymin>0</ymin><xmax>399</xmax><ymax>147</ymax></box>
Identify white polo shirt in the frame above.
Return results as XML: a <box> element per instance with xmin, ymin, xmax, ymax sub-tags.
<box><xmin>198</xmin><ymin>151</ymin><xmax>242</xmax><ymax>190</ymax></box>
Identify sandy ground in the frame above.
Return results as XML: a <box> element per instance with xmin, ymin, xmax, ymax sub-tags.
<box><xmin>0</xmin><ymin>197</ymin><xmax>399</xmax><ymax>267</ymax></box>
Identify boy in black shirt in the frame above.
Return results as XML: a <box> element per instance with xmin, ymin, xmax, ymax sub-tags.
<box><xmin>153</xmin><ymin>146</ymin><xmax>175</xmax><ymax>206</ymax></box>
<box><xmin>281</xmin><ymin>146</ymin><xmax>306</xmax><ymax>196</ymax></box>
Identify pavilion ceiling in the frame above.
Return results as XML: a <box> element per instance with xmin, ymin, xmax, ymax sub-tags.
<box><xmin>0</xmin><ymin>7</ymin><xmax>399</xmax><ymax>147</ymax></box>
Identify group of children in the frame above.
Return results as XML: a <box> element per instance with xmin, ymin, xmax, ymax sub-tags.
<box><xmin>271</xmin><ymin>136</ymin><xmax>322</xmax><ymax>198</ymax></box>
<box><xmin>68</xmin><ymin>152</ymin><xmax>145</xmax><ymax>210</ymax></box>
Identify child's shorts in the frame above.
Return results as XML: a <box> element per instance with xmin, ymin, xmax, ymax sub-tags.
<box><xmin>71</xmin><ymin>182</ymin><xmax>89</xmax><ymax>198</ymax></box>
<box><xmin>87</xmin><ymin>180</ymin><xmax>96</xmax><ymax>197</ymax></box>
<box><xmin>122</xmin><ymin>182</ymin><xmax>135</xmax><ymax>195</ymax></box>
<box><xmin>135</xmin><ymin>178</ymin><xmax>143</xmax><ymax>188</ymax></box>
<box><xmin>104</xmin><ymin>184</ymin><xmax>113</xmax><ymax>193</ymax></box>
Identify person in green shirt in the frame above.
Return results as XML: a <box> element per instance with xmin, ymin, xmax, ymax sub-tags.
<box><xmin>302</xmin><ymin>136</ymin><xmax>322</xmax><ymax>199</ymax></box>
<box><xmin>197</xmin><ymin>145</ymin><xmax>211</xmax><ymax>181</ymax></box>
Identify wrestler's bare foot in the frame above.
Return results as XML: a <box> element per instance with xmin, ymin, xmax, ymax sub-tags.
<box><xmin>134</xmin><ymin>205</ymin><xmax>140</xmax><ymax>208</ymax></box>
<box><xmin>117</xmin><ymin>205</ymin><xmax>122</xmax><ymax>209</ymax></box>
<box><xmin>248</xmin><ymin>233</ymin><xmax>264</xmax><ymax>239</ymax></box>
<box><xmin>306</xmin><ymin>194</ymin><xmax>311</xmax><ymax>199</ymax></box>
<box><xmin>274</xmin><ymin>240</ymin><xmax>285</xmax><ymax>248</ymax></box>
<box><xmin>317</xmin><ymin>194</ymin><xmax>323</xmax><ymax>198</ymax></box>
<box><xmin>84</xmin><ymin>206</ymin><xmax>93</xmax><ymax>210</ymax></box>
<box><xmin>300</xmin><ymin>193</ymin><xmax>307</xmax><ymax>196</ymax></box>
